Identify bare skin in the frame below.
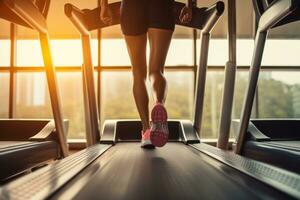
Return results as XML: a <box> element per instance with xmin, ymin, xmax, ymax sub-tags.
<box><xmin>124</xmin><ymin>29</ymin><xmax>173</xmax><ymax>131</ymax></box>
<box><xmin>123</xmin><ymin>34</ymin><xmax>150</xmax><ymax>130</ymax></box>
<box><xmin>148</xmin><ymin>28</ymin><xmax>173</xmax><ymax>104</ymax></box>
<box><xmin>100</xmin><ymin>0</ymin><xmax>192</xmax><ymax>132</ymax></box>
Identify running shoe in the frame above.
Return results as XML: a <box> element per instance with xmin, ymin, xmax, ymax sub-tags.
<box><xmin>150</xmin><ymin>102</ymin><xmax>169</xmax><ymax>147</ymax></box>
<box><xmin>141</xmin><ymin>129</ymin><xmax>155</xmax><ymax>149</ymax></box>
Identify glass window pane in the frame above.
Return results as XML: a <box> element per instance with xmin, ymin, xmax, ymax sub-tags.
<box><xmin>232</xmin><ymin>71</ymin><xmax>250</xmax><ymax>120</ymax></box>
<box><xmin>15</xmin><ymin>72</ymin><xmax>52</xmax><ymax>117</ymax></box>
<box><xmin>197</xmin><ymin>39</ymin><xmax>255</xmax><ymax>66</ymax></box>
<box><xmin>165</xmin><ymin>39</ymin><xmax>193</xmax><ymax>66</ymax></box>
<box><xmin>197</xmin><ymin>39</ymin><xmax>300</xmax><ymax>67</ymax></box>
<box><xmin>101</xmin><ymin>39</ymin><xmax>131</xmax><ymax>66</ymax></box>
<box><xmin>200</xmin><ymin>70</ymin><xmax>250</xmax><ymax>139</ymax></box>
<box><xmin>16</xmin><ymin>39</ymin><xmax>98</xmax><ymax>67</ymax></box>
<box><xmin>200</xmin><ymin>71</ymin><xmax>224</xmax><ymax>139</ymax></box>
<box><xmin>165</xmin><ymin>71</ymin><xmax>194</xmax><ymax>119</ymax></box>
<box><xmin>17</xmin><ymin>40</ymin><xmax>43</xmax><ymax>66</ymax></box>
<box><xmin>230</xmin><ymin>71</ymin><xmax>250</xmax><ymax>139</ymax></box>
<box><xmin>262</xmin><ymin>40</ymin><xmax>300</xmax><ymax>66</ymax></box>
<box><xmin>15</xmin><ymin>72</ymin><xmax>86</xmax><ymax>139</ymax></box>
<box><xmin>0</xmin><ymin>40</ymin><xmax>10</xmax><ymax>66</ymax></box>
<box><xmin>101</xmin><ymin>39</ymin><xmax>193</xmax><ymax>66</ymax></box>
<box><xmin>0</xmin><ymin>72</ymin><xmax>9</xmax><ymax>117</ymax></box>
<box><xmin>0</xmin><ymin>19</ymin><xmax>10</xmax><ymax>39</ymax></box>
<box><xmin>57</xmin><ymin>72</ymin><xmax>86</xmax><ymax>139</ymax></box>
<box><xmin>258</xmin><ymin>71</ymin><xmax>300</xmax><ymax>118</ymax></box>
<box><xmin>101</xmin><ymin>70</ymin><xmax>194</xmax><ymax>124</ymax></box>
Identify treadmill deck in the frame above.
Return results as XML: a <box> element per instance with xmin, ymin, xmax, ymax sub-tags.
<box><xmin>52</xmin><ymin>142</ymin><xmax>290</xmax><ymax>200</ymax></box>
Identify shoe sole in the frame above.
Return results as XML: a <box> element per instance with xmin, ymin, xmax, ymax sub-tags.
<box><xmin>150</xmin><ymin>104</ymin><xmax>169</xmax><ymax>147</ymax></box>
<box><xmin>141</xmin><ymin>139</ymin><xmax>155</xmax><ymax>149</ymax></box>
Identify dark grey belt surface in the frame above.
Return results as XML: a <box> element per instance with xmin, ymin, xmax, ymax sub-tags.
<box><xmin>53</xmin><ymin>142</ymin><xmax>291</xmax><ymax>200</ymax></box>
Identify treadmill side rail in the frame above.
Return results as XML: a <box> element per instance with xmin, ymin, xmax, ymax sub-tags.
<box><xmin>181</xmin><ymin>120</ymin><xmax>201</xmax><ymax>144</ymax></box>
<box><xmin>0</xmin><ymin>144</ymin><xmax>111</xmax><ymax>200</ymax></box>
<box><xmin>100</xmin><ymin>120</ymin><xmax>117</xmax><ymax>144</ymax></box>
<box><xmin>191</xmin><ymin>143</ymin><xmax>300</xmax><ymax>200</ymax></box>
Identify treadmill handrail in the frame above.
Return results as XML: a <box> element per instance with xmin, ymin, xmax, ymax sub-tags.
<box><xmin>65</xmin><ymin>1</ymin><xmax>224</xmax><ymax>145</ymax></box>
<box><xmin>3</xmin><ymin>0</ymin><xmax>48</xmax><ymax>34</ymax></box>
<box><xmin>257</xmin><ymin>0</ymin><xmax>296</xmax><ymax>32</ymax></box>
<box><xmin>235</xmin><ymin>0</ymin><xmax>299</xmax><ymax>154</ymax></box>
<box><xmin>0</xmin><ymin>0</ymin><xmax>50</xmax><ymax>29</ymax></box>
<box><xmin>64</xmin><ymin>2</ymin><xmax>224</xmax><ymax>32</ymax></box>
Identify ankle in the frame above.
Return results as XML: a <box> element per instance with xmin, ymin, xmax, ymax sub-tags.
<box><xmin>155</xmin><ymin>100</ymin><xmax>164</xmax><ymax>105</ymax></box>
<box><xmin>142</xmin><ymin>125</ymin><xmax>150</xmax><ymax>132</ymax></box>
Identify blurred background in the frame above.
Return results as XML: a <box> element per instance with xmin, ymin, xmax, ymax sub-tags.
<box><xmin>1</xmin><ymin>0</ymin><xmax>300</xmax><ymax>140</ymax></box>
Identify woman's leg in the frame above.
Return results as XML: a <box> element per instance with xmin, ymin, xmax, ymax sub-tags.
<box><xmin>124</xmin><ymin>34</ymin><xmax>150</xmax><ymax>131</ymax></box>
<box><xmin>148</xmin><ymin>28</ymin><xmax>173</xmax><ymax>104</ymax></box>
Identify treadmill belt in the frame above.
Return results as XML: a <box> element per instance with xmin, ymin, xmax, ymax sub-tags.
<box><xmin>53</xmin><ymin>143</ymin><xmax>290</xmax><ymax>200</ymax></box>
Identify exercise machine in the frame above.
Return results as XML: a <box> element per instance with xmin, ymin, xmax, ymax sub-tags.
<box><xmin>0</xmin><ymin>119</ymin><xmax>68</xmax><ymax>182</ymax></box>
<box><xmin>0</xmin><ymin>0</ymin><xmax>69</xmax><ymax>182</ymax></box>
<box><xmin>234</xmin><ymin>0</ymin><xmax>300</xmax><ymax>174</ymax></box>
<box><xmin>1</xmin><ymin>1</ymin><xmax>300</xmax><ymax>199</ymax></box>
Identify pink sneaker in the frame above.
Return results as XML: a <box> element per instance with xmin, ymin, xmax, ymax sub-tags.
<box><xmin>150</xmin><ymin>102</ymin><xmax>169</xmax><ymax>147</ymax></box>
<box><xmin>141</xmin><ymin>129</ymin><xmax>155</xmax><ymax>149</ymax></box>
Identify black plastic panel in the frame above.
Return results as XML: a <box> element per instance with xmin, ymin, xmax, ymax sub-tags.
<box><xmin>116</xmin><ymin>120</ymin><xmax>181</xmax><ymax>141</ymax></box>
<box><xmin>232</xmin><ymin>119</ymin><xmax>300</xmax><ymax>140</ymax></box>
<box><xmin>251</xmin><ymin>119</ymin><xmax>300</xmax><ymax>140</ymax></box>
<box><xmin>191</xmin><ymin>143</ymin><xmax>300</xmax><ymax>199</ymax></box>
<box><xmin>0</xmin><ymin>141</ymin><xmax>59</xmax><ymax>182</ymax></box>
<box><xmin>101</xmin><ymin>120</ymin><xmax>200</xmax><ymax>144</ymax></box>
<box><xmin>0</xmin><ymin>120</ymin><xmax>50</xmax><ymax>141</ymax></box>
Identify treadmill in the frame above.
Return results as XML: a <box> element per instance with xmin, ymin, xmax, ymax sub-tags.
<box><xmin>234</xmin><ymin>0</ymin><xmax>300</xmax><ymax>174</ymax></box>
<box><xmin>1</xmin><ymin>1</ymin><xmax>300</xmax><ymax>200</ymax></box>
<box><xmin>0</xmin><ymin>119</ymin><xmax>69</xmax><ymax>183</ymax></box>
<box><xmin>0</xmin><ymin>0</ymin><xmax>69</xmax><ymax>182</ymax></box>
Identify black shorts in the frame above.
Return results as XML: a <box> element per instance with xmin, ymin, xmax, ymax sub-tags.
<box><xmin>120</xmin><ymin>0</ymin><xmax>175</xmax><ymax>36</ymax></box>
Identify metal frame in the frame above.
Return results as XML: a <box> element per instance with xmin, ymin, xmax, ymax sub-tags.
<box><xmin>1</xmin><ymin>0</ymin><xmax>69</xmax><ymax>157</ymax></box>
<box><xmin>65</xmin><ymin>5</ymin><xmax>101</xmax><ymax>146</ymax></box>
<box><xmin>217</xmin><ymin>0</ymin><xmax>237</xmax><ymax>149</ymax></box>
<box><xmin>192</xmin><ymin>6</ymin><xmax>224</xmax><ymax>134</ymax></box>
<box><xmin>235</xmin><ymin>0</ymin><xmax>296</xmax><ymax>154</ymax></box>
<box><xmin>8</xmin><ymin>23</ymin><xmax>16</xmax><ymax>118</ymax></box>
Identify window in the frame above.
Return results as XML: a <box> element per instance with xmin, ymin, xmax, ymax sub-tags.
<box><xmin>1</xmin><ymin>1</ymin><xmax>300</xmax><ymax>141</ymax></box>
<box><xmin>262</xmin><ymin>40</ymin><xmax>300</xmax><ymax>66</ymax></box>
<box><xmin>15</xmin><ymin>72</ymin><xmax>87</xmax><ymax>139</ymax></box>
<box><xmin>101</xmin><ymin>38</ymin><xmax>193</xmax><ymax>66</ymax></box>
<box><xmin>100</xmin><ymin>70</ymin><xmax>194</xmax><ymax>123</ymax></box>
<box><xmin>258</xmin><ymin>71</ymin><xmax>300</xmax><ymax>118</ymax></box>
<box><xmin>16</xmin><ymin>39</ymin><xmax>98</xmax><ymax>67</ymax></box>
<box><xmin>0</xmin><ymin>40</ymin><xmax>10</xmax><ymax>66</ymax></box>
<box><xmin>200</xmin><ymin>71</ymin><xmax>250</xmax><ymax>139</ymax></box>
<box><xmin>0</xmin><ymin>73</ymin><xmax>9</xmax><ymax>118</ymax></box>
